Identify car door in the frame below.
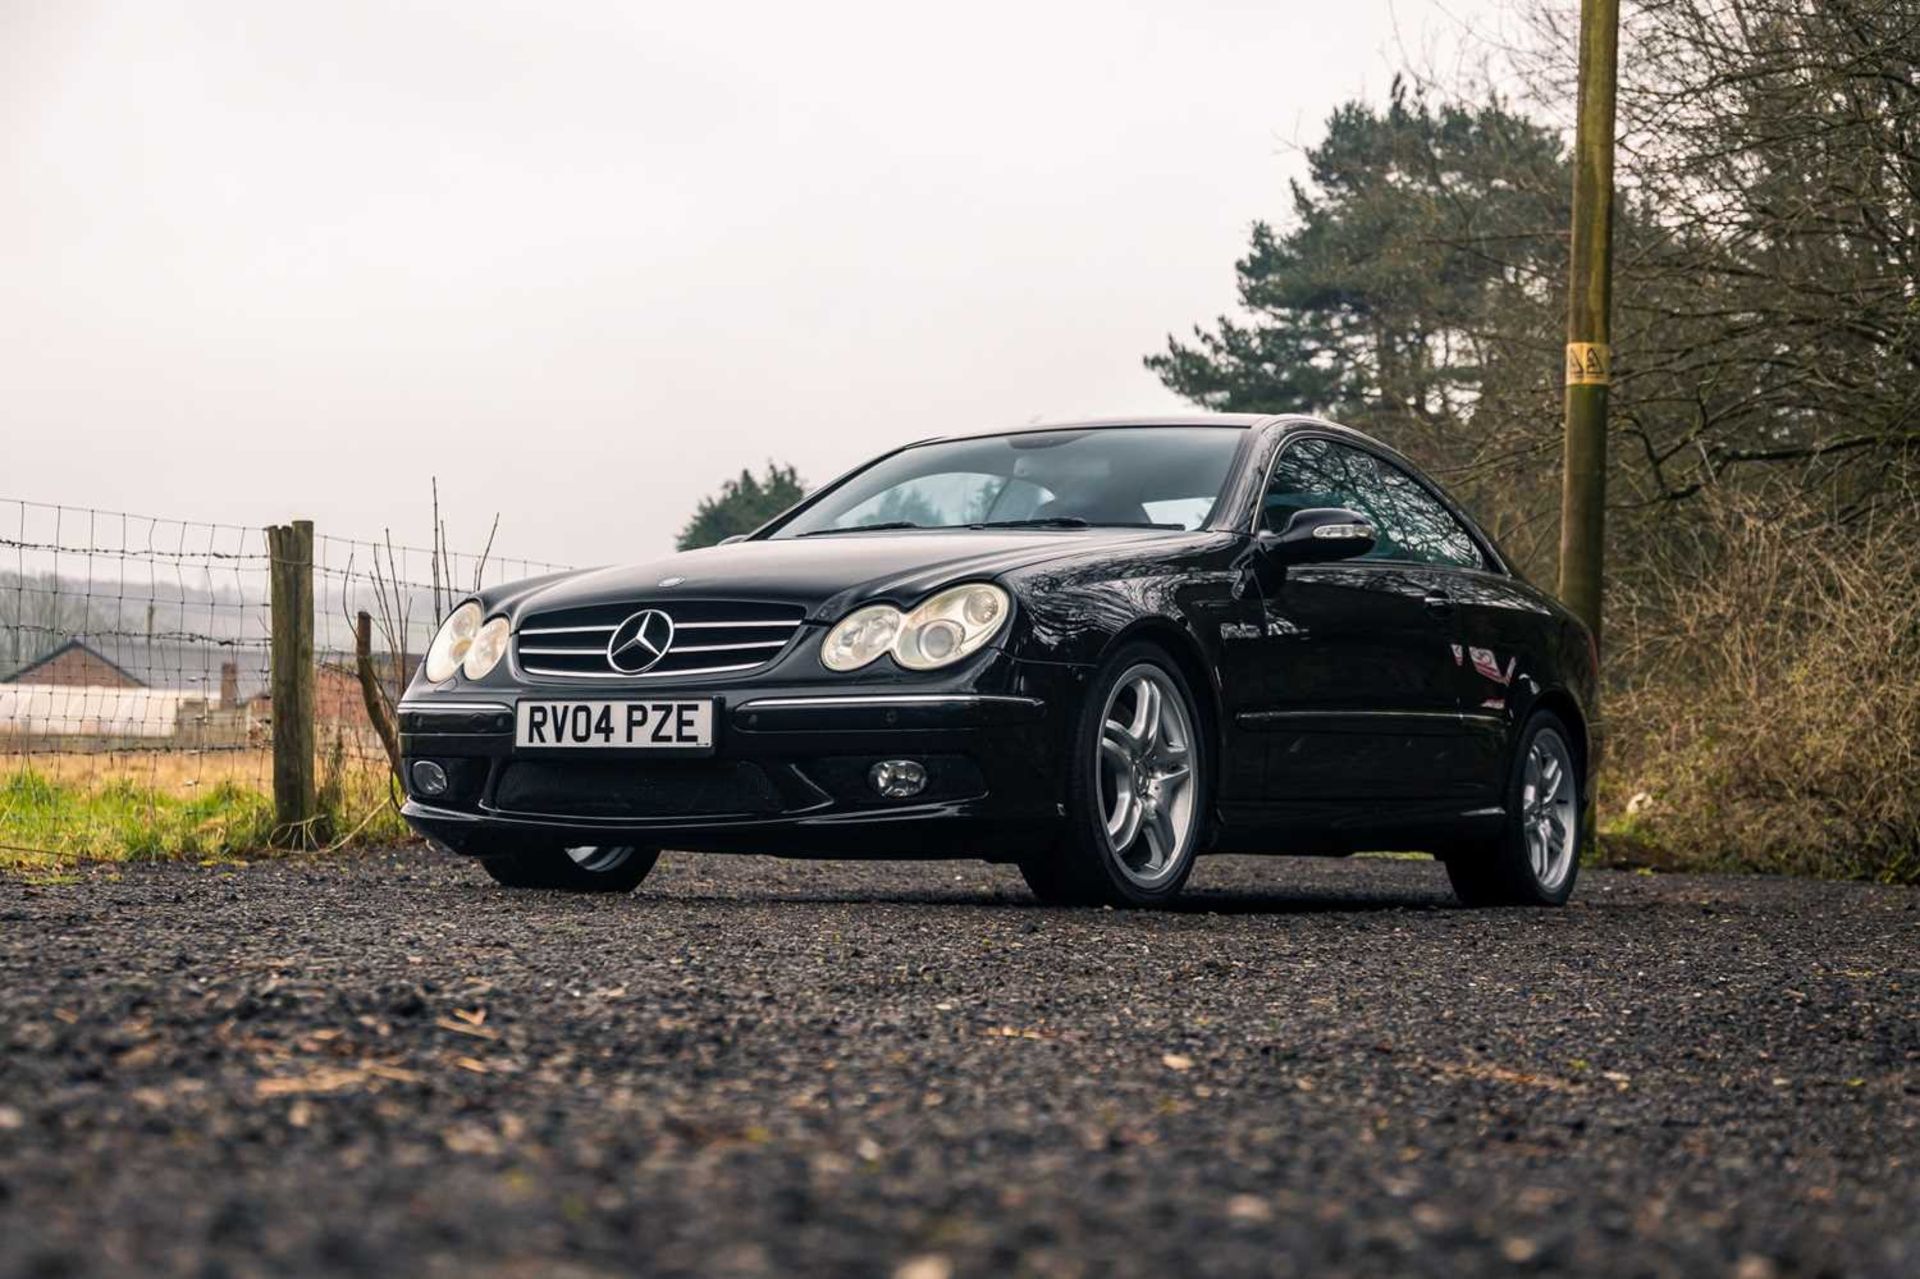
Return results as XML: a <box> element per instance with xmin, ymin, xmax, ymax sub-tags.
<box><xmin>1223</xmin><ymin>436</ymin><xmax>1471</xmax><ymax>805</ymax></box>
<box><xmin>1348</xmin><ymin>448</ymin><xmax>1516</xmax><ymax>799</ymax></box>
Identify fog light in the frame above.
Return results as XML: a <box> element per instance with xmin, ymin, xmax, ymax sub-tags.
<box><xmin>410</xmin><ymin>759</ymin><xmax>450</xmax><ymax>798</ymax></box>
<box><xmin>869</xmin><ymin>759</ymin><xmax>928</xmax><ymax>799</ymax></box>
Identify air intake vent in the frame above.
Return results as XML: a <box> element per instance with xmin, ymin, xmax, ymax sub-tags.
<box><xmin>495</xmin><ymin>759</ymin><xmax>784</xmax><ymax>818</ymax></box>
<box><xmin>514</xmin><ymin>599</ymin><xmax>805</xmax><ymax>680</ymax></box>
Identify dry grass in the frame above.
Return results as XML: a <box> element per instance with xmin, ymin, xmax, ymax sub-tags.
<box><xmin>11</xmin><ymin>748</ymin><xmax>276</xmax><ymax>794</ymax></box>
<box><xmin>1604</xmin><ymin>493</ymin><xmax>1920</xmax><ymax>883</ymax></box>
<box><xmin>0</xmin><ymin>742</ymin><xmax>408</xmax><ymax>872</ymax></box>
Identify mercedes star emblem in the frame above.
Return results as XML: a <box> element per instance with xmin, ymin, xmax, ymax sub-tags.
<box><xmin>606</xmin><ymin>609</ymin><xmax>675</xmax><ymax>674</ymax></box>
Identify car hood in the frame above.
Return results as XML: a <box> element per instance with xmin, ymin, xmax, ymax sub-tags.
<box><xmin>494</xmin><ymin>528</ymin><xmax>1203</xmax><ymax>624</ymax></box>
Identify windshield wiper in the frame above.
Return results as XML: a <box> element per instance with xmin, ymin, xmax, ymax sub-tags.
<box><xmin>969</xmin><ymin>517</ymin><xmax>1089</xmax><ymax>529</ymax></box>
<box><xmin>797</xmin><ymin>516</ymin><xmax>1185</xmax><ymax>537</ymax></box>
<box><xmin>971</xmin><ymin>517</ymin><xmax>1184</xmax><ymax>530</ymax></box>
<box><xmin>795</xmin><ymin>522</ymin><xmax>924</xmax><ymax>537</ymax></box>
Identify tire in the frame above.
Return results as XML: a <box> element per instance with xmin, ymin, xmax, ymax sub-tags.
<box><xmin>477</xmin><ymin>844</ymin><xmax>659</xmax><ymax>894</ymax></box>
<box><xmin>1445</xmin><ymin>710</ymin><xmax>1583</xmax><ymax>907</ymax></box>
<box><xmin>1019</xmin><ymin>642</ymin><xmax>1207</xmax><ymax>907</ymax></box>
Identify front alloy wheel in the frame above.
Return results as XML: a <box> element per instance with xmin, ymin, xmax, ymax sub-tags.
<box><xmin>478</xmin><ymin>843</ymin><xmax>660</xmax><ymax>893</ymax></box>
<box><xmin>1021</xmin><ymin>644</ymin><xmax>1205</xmax><ymax>907</ymax></box>
<box><xmin>1097</xmin><ymin>665</ymin><xmax>1199</xmax><ymax>890</ymax></box>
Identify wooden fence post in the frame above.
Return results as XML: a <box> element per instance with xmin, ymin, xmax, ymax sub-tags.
<box><xmin>267</xmin><ymin>520</ymin><xmax>316</xmax><ymax>847</ymax></box>
<box><xmin>354</xmin><ymin>610</ymin><xmax>402</xmax><ymax>780</ymax></box>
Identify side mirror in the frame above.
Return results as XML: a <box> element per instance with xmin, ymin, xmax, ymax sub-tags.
<box><xmin>1258</xmin><ymin>507</ymin><xmax>1377</xmax><ymax>566</ymax></box>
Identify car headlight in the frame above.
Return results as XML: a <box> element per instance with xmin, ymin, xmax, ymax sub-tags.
<box><xmin>462</xmin><ymin>616</ymin><xmax>510</xmax><ymax>680</ymax></box>
<box><xmin>821</xmin><ymin>603</ymin><xmax>902</xmax><ymax>672</ymax></box>
<box><xmin>424</xmin><ymin>601</ymin><xmax>483</xmax><ymax>683</ymax></box>
<box><xmin>822</xmin><ymin>583</ymin><xmax>1010</xmax><ymax>673</ymax></box>
<box><xmin>895</xmin><ymin>583</ymin><xmax>1009</xmax><ymax>669</ymax></box>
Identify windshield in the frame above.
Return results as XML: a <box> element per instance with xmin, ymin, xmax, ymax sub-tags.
<box><xmin>769</xmin><ymin>427</ymin><xmax>1246</xmax><ymax>539</ymax></box>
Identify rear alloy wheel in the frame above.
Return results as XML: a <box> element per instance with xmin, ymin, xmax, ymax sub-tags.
<box><xmin>1021</xmin><ymin>644</ymin><xmax>1205</xmax><ymax>907</ymax></box>
<box><xmin>478</xmin><ymin>843</ymin><xmax>659</xmax><ymax>893</ymax></box>
<box><xmin>1445</xmin><ymin>710</ymin><xmax>1582</xmax><ymax>906</ymax></box>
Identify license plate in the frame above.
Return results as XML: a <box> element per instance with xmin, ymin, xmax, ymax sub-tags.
<box><xmin>515</xmin><ymin>700</ymin><xmax>715</xmax><ymax>750</ymax></box>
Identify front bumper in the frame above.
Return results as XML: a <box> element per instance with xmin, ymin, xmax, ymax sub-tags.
<box><xmin>398</xmin><ymin>653</ymin><xmax>1084</xmax><ymax>860</ymax></box>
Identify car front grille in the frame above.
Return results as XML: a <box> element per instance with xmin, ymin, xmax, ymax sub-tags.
<box><xmin>513</xmin><ymin>599</ymin><xmax>807</xmax><ymax>680</ymax></box>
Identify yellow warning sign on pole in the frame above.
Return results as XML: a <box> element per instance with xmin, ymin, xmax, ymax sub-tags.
<box><xmin>1565</xmin><ymin>342</ymin><xmax>1611</xmax><ymax>386</ymax></box>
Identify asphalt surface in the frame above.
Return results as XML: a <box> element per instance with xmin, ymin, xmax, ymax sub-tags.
<box><xmin>0</xmin><ymin>849</ymin><xmax>1914</xmax><ymax>1279</ymax></box>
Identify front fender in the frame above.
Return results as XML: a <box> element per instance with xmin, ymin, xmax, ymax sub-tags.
<box><xmin>1000</xmin><ymin>533</ymin><xmax>1244</xmax><ymax>667</ymax></box>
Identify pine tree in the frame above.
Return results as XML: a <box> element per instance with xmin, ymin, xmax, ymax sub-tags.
<box><xmin>675</xmin><ymin>462</ymin><xmax>806</xmax><ymax>550</ymax></box>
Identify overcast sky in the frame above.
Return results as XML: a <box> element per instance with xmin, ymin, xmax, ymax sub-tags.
<box><xmin>2</xmin><ymin>0</ymin><xmax>1509</xmax><ymax>566</ymax></box>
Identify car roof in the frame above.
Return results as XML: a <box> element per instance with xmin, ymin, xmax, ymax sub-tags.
<box><xmin>914</xmin><ymin>413</ymin><xmax>1272</xmax><ymax>447</ymax></box>
<box><xmin>919</xmin><ymin>412</ymin><xmax>1420</xmax><ymax>454</ymax></box>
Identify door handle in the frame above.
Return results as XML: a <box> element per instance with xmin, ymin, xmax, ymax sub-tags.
<box><xmin>1423</xmin><ymin>593</ymin><xmax>1455</xmax><ymax>615</ymax></box>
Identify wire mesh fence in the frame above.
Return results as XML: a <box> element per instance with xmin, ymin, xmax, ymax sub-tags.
<box><xmin>1</xmin><ymin>497</ymin><xmax>566</xmax><ymax>866</ymax></box>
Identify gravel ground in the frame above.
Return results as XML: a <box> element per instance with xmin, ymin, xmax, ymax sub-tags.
<box><xmin>0</xmin><ymin>849</ymin><xmax>1914</xmax><ymax>1278</ymax></box>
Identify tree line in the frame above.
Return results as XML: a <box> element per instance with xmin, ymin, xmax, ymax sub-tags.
<box><xmin>1154</xmin><ymin>0</ymin><xmax>1916</xmax><ymax>573</ymax></box>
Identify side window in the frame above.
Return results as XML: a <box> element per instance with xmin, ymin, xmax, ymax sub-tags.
<box><xmin>1345</xmin><ymin>451</ymin><xmax>1485</xmax><ymax>569</ymax></box>
<box><xmin>1260</xmin><ymin>438</ymin><xmax>1350</xmax><ymax>531</ymax></box>
<box><xmin>1262</xmin><ymin>438</ymin><xmax>1484</xmax><ymax>570</ymax></box>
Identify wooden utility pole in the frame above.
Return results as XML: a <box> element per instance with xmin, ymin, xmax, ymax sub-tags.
<box><xmin>1558</xmin><ymin>0</ymin><xmax>1620</xmax><ymax>647</ymax></box>
<box><xmin>267</xmin><ymin>520</ymin><xmax>316</xmax><ymax>847</ymax></box>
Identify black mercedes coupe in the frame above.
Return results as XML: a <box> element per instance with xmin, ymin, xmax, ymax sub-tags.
<box><xmin>399</xmin><ymin>415</ymin><xmax>1597</xmax><ymax>908</ymax></box>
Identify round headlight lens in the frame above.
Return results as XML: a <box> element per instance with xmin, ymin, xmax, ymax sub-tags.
<box><xmin>424</xmin><ymin>601</ymin><xmax>483</xmax><ymax>683</ymax></box>
<box><xmin>893</xmin><ymin>583</ymin><xmax>1011</xmax><ymax>671</ymax></box>
<box><xmin>462</xmin><ymin>616</ymin><xmax>510</xmax><ymax>681</ymax></box>
<box><xmin>962</xmin><ymin>589</ymin><xmax>1002</xmax><ymax>628</ymax></box>
<box><xmin>821</xmin><ymin>603</ymin><xmax>902</xmax><ymax>671</ymax></box>
<box><xmin>917</xmin><ymin>618</ymin><xmax>963</xmax><ymax>663</ymax></box>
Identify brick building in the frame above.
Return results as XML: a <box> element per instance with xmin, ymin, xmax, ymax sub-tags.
<box><xmin>1</xmin><ymin>640</ymin><xmax>146</xmax><ymax>689</ymax></box>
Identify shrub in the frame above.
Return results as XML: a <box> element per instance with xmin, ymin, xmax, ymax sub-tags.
<box><xmin>1604</xmin><ymin>494</ymin><xmax>1920</xmax><ymax>883</ymax></box>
